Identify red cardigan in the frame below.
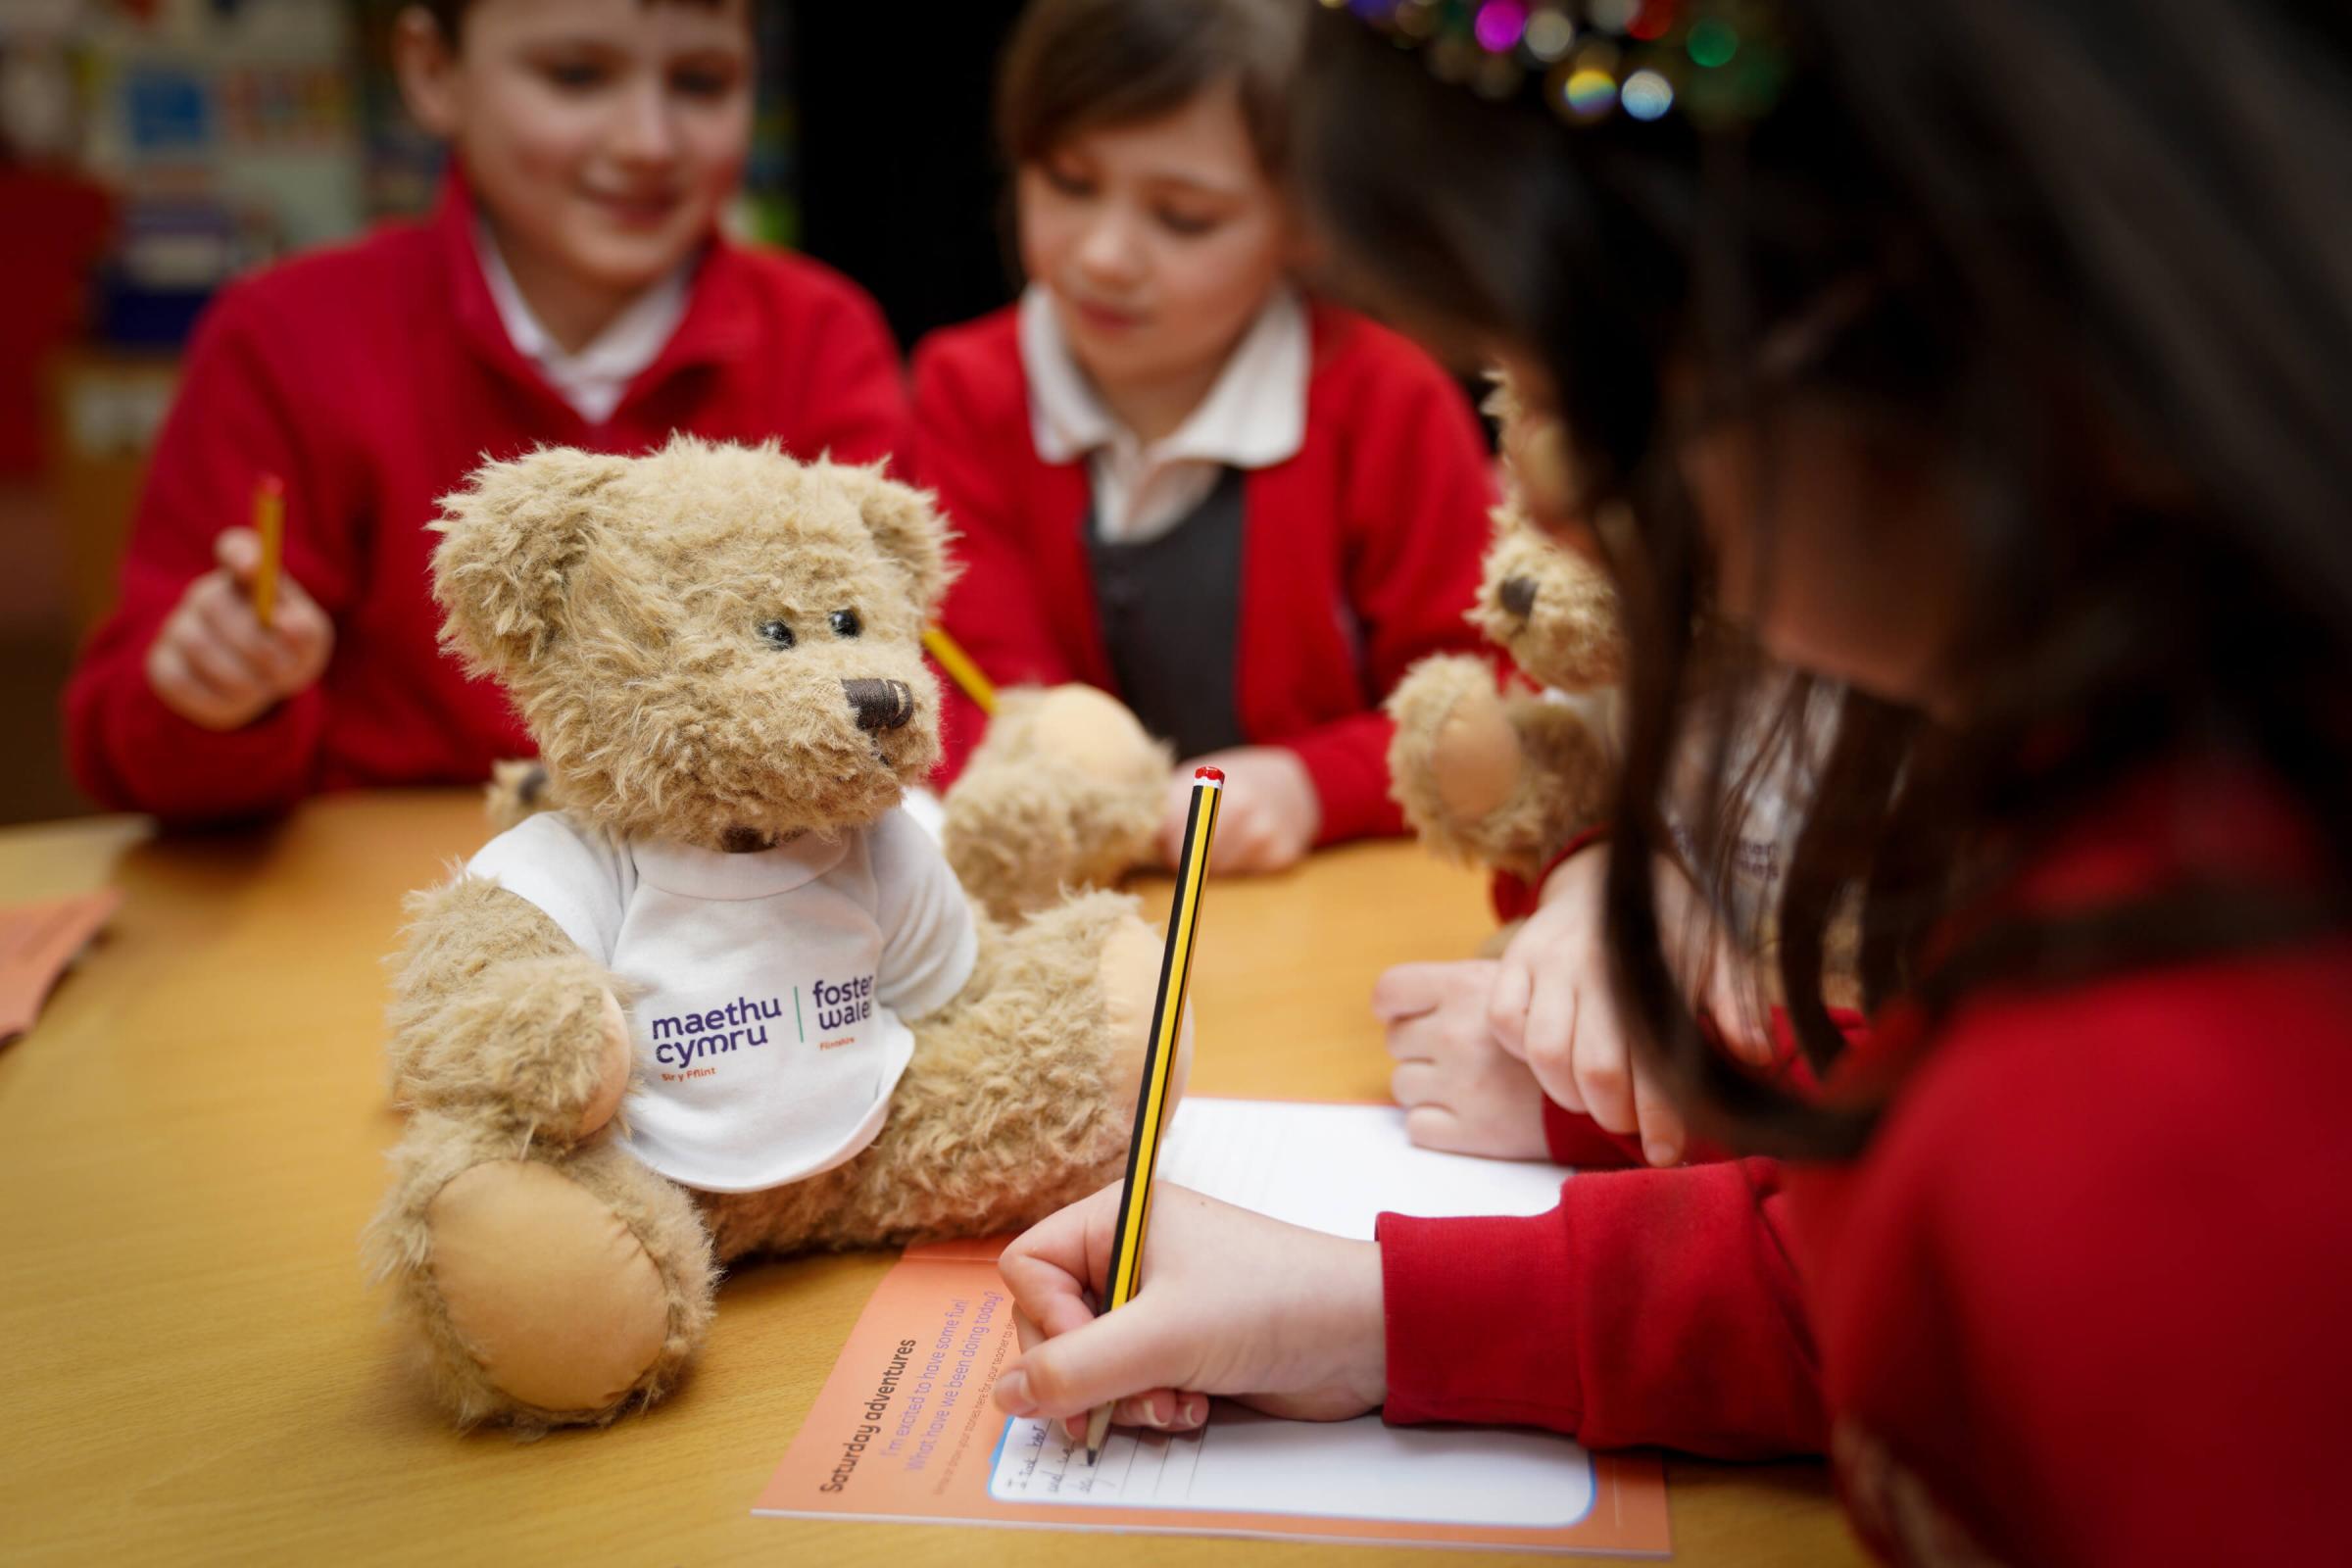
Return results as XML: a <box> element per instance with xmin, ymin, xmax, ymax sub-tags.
<box><xmin>1381</xmin><ymin>764</ymin><xmax>2352</xmax><ymax>1564</ymax></box>
<box><xmin>907</xmin><ymin>302</ymin><xmax>1494</xmax><ymax>845</ymax></box>
<box><xmin>64</xmin><ymin>176</ymin><xmax>908</xmax><ymax>823</ymax></box>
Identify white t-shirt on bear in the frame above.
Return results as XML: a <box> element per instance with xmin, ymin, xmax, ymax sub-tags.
<box><xmin>465</xmin><ymin>807</ymin><xmax>978</xmax><ymax>1194</ymax></box>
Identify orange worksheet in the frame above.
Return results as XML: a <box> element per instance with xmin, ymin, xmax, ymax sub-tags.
<box><xmin>756</xmin><ymin>1099</ymin><xmax>1670</xmax><ymax>1553</ymax></box>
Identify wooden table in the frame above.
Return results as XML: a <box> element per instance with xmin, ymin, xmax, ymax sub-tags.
<box><xmin>0</xmin><ymin>792</ymin><xmax>1860</xmax><ymax>1565</ymax></box>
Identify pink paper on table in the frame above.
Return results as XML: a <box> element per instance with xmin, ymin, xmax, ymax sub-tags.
<box><xmin>0</xmin><ymin>889</ymin><xmax>122</xmax><ymax>1043</ymax></box>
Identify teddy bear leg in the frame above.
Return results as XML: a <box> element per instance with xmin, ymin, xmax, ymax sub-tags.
<box><xmin>945</xmin><ymin>686</ymin><xmax>1172</xmax><ymax>921</ymax></box>
<box><xmin>366</xmin><ymin>1114</ymin><xmax>716</xmax><ymax>1429</ymax></box>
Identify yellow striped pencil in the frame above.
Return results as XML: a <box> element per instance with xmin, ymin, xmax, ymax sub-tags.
<box><xmin>1083</xmin><ymin>764</ymin><xmax>1224</xmax><ymax>1462</ymax></box>
<box><xmin>921</xmin><ymin>623</ymin><xmax>998</xmax><ymax>716</ymax></box>
<box><xmin>251</xmin><ymin>472</ymin><xmax>285</xmax><ymax>630</ymax></box>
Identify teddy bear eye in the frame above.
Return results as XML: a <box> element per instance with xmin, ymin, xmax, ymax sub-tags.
<box><xmin>829</xmin><ymin>610</ymin><xmax>862</xmax><ymax>638</ymax></box>
<box><xmin>758</xmin><ymin>619</ymin><xmax>796</xmax><ymax>649</ymax></box>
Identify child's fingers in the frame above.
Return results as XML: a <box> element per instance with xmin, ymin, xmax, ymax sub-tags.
<box><xmin>1518</xmin><ymin>964</ymin><xmax>1580</xmax><ymax>1092</ymax></box>
<box><xmin>1571</xmin><ymin>1004</ymin><xmax>1639</xmax><ymax>1135</ymax></box>
<box><xmin>1388</xmin><ymin>1059</ymin><xmax>1442</xmax><ymax>1107</ymax></box>
<box><xmin>214</xmin><ymin>526</ymin><xmax>263</xmax><ymax>583</ymax></box>
<box><xmin>1110</xmin><ymin>1388</ymin><xmax>1205</xmax><ymax>1431</ymax></box>
<box><xmin>178</xmin><ymin>612</ymin><xmax>272</xmax><ymax>699</ymax></box>
<box><xmin>1703</xmin><ymin>942</ymin><xmax>1777</xmax><ymax>1065</ymax></box>
<box><xmin>190</xmin><ymin>574</ymin><xmax>289</xmax><ymax>675</ymax></box>
<box><xmin>147</xmin><ymin>639</ymin><xmax>240</xmax><ymax>718</ymax></box>
<box><xmin>1371</xmin><ymin>962</ymin><xmax>1448</xmax><ymax>1025</ymax></box>
<box><xmin>1402</xmin><ymin>1103</ymin><xmax>1470</xmax><ymax>1152</ymax></box>
<box><xmin>998</xmin><ymin>1187</ymin><xmax>1119</xmax><ymax>1345</ymax></box>
<box><xmin>1000</xmin><ymin>1301</ymin><xmax>1199</xmax><ymax>1421</ymax></box>
<box><xmin>267</xmin><ymin>585</ymin><xmax>335</xmax><ymax>672</ymax></box>
<box><xmin>1485</xmin><ymin>956</ymin><xmax>1534</xmax><ymax>1057</ymax></box>
<box><xmin>1631</xmin><ymin>1067</ymin><xmax>1686</xmax><ymax>1166</ymax></box>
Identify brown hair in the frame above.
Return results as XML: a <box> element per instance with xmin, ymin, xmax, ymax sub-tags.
<box><xmin>1295</xmin><ymin>4</ymin><xmax>2352</xmax><ymax>1158</ymax></box>
<box><xmin>995</xmin><ymin>0</ymin><xmax>1303</xmax><ymax>174</ymax></box>
<box><xmin>414</xmin><ymin>0</ymin><xmax>730</xmax><ymax>47</ymax></box>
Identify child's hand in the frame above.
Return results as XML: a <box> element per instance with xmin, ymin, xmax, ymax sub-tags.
<box><xmin>144</xmin><ymin>528</ymin><xmax>333</xmax><ymax>731</ymax></box>
<box><xmin>1372</xmin><ymin>958</ymin><xmax>1550</xmax><ymax>1159</ymax></box>
<box><xmin>1489</xmin><ymin>844</ymin><xmax>1772</xmax><ymax>1167</ymax></box>
<box><xmin>995</xmin><ymin>1181</ymin><xmax>1386</xmax><ymax>1438</ymax></box>
<box><xmin>1157</xmin><ymin>746</ymin><xmax>1320</xmax><ymax>874</ymax></box>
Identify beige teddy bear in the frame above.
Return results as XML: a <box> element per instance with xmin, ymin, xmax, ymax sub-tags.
<box><xmin>1385</xmin><ymin>420</ymin><xmax>1624</xmax><ymax>896</ymax></box>
<box><xmin>939</xmin><ymin>684</ymin><xmax>1172</xmax><ymax>922</ymax></box>
<box><xmin>364</xmin><ymin>438</ymin><xmax>1168</xmax><ymax>1431</ymax></box>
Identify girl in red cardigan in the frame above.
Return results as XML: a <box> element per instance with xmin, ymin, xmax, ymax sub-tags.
<box><xmin>65</xmin><ymin>0</ymin><xmax>906</xmax><ymax>823</ymax></box>
<box><xmin>994</xmin><ymin>2</ymin><xmax>2352</xmax><ymax>1561</ymax></box>
<box><xmin>909</xmin><ymin>0</ymin><xmax>1494</xmax><ymax>872</ymax></box>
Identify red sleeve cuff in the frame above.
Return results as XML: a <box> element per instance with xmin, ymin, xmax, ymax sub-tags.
<box><xmin>1377</xmin><ymin>1202</ymin><xmax>1588</xmax><ymax>1432</ymax></box>
<box><xmin>1542</xmin><ymin>1098</ymin><xmax>1646</xmax><ymax>1168</ymax></box>
<box><xmin>87</xmin><ymin>670</ymin><xmax>325</xmax><ymax>821</ymax></box>
<box><xmin>1488</xmin><ymin>824</ymin><xmax>1610</xmax><ymax>924</ymax></box>
<box><xmin>1281</xmin><ymin>713</ymin><xmax>1406</xmax><ymax>847</ymax></box>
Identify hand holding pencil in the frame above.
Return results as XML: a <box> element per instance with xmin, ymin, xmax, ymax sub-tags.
<box><xmin>144</xmin><ymin>474</ymin><xmax>334</xmax><ymax>732</ymax></box>
<box><xmin>994</xmin><ymin>768</ymin><xmax>1389</xmax><ymax>1448</ymax></box>
<box><xmin>993</xmin><ymin>1181</ymin><xmax>1390</xmax><ymax>1436</ymax></box>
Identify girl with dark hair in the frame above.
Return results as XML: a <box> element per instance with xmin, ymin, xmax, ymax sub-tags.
<box><xmin>992</xmin><ymin>2</ymin><xmax>2352</xmax><ymax>1560</ymax></box>
<box><xmin>909</xmin><ymin>0</ymin><xmax>1496</xmax><ymax>872</ymax></box>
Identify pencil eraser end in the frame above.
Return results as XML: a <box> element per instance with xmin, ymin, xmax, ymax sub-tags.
<box><xmin>257</xmin><ymin>471</ymin><xmax>285</xmax><ymax>498</ymax></box>
<box><xmin>1196</xmin><ymin>766</ymin><xmax>1224</xmax><ymax>783</ymax></box>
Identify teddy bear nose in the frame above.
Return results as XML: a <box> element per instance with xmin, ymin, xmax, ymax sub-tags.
<box><xmin>843</xmin><ymin>678</ymin><xmax>914</xmax><ymax>733</ymax></box>
<box><xmin>1498</xmin><ymin>575</ymin><xmax>1539</xmax><ymax>617</ymax></box>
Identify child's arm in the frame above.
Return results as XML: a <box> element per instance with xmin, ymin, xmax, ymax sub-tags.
<box><xmin>1380</xmin><ymin>1156</ymin><xmax>1826</xmax><ymax>1457</ymax></box>
<box><xmin>995</xmin><ymin>1159</ymin><xmax>1824</xmax><ymax>1460</ymax></box>
<box><xmin>64</xmin><ymin>284</ymin><xmax>352</xmax><ymax>820</ymax></box>
<box><xmin>1288</xmin><ymin>342</ymin><xmax>1497</xmax><ymax>846</ymax></box>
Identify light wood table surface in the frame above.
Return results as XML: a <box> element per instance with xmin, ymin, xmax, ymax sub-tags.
<box><xmin>0</xmin><ymin>792</ymin><xmax>1861</xmax><ymax>1566</ymax></box>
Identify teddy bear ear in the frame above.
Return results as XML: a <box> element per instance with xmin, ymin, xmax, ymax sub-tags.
<box><xmin>818</xmin><ymin>460</ymin><xmax>959</xmax><ymax>616</ymax></box>
<box><xmin>430</xmin><ymin>447</ymin><xmax>635</xmax><ymax>674</ymax></box>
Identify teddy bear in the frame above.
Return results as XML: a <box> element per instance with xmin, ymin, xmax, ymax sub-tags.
<box><xmin>938</xmin><ymin>684</ymin><xmax>1173</xmax><ymax>922</ymax></box>
<box><xmin>1384</xmin><ymin>387</ymin><xmax>1625</xmax><ymax>900</ymax></box>
<box><xmin>364</xmin><ymin>437</ymin><xmax>1171</xmax><ymax>1431</ymax></box>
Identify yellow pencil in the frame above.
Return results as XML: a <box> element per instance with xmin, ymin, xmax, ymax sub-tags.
<box><xmin>1083</xmin><ymin>764</ymin><xmax>1224</xmax><ymax>1462</ymax></box>
<box><xmin>921</xmin><ymin>623</ymin><xmax>998</xmax><ymax>717</ymax></box>
<box><xmin>251</xmin><ymin>472</ymin><xmax>285</xmax><ymax>630</ymax></box>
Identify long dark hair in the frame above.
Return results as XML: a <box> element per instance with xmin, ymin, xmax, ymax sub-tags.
<box><xmin>1296</xmin><ymin>1</ymin><xmax>2352</xmax><ymax>1157</ymax></box>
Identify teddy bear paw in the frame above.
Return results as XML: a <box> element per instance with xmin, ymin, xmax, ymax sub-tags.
<box><xmin>1027</xmin><ymin>685</ymin><xmax>1166</xmax><ymax>788</ymax></box>
<box><xmin>424</xmin><ymin>1158</ymin><xmax>671</xmax><ymax>1419</ymax></box>
<box><xmin>1429</xmin><ymin>683</ymin><xmax>1524</xmax><ymax>823</ymax></box>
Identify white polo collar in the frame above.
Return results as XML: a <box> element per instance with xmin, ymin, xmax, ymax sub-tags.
<box><xmin>475</xmin><ymin>220</ymin><xmax>691</xmax><ymax>424</ymax></box>
<box><xmin>1018</xmin><ymin>281</ymin><xmax>1309</xmax><ymax>472</ymax></box>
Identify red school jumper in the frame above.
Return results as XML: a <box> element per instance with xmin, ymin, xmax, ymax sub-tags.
<box><xmin>64</xmin><ymin>177</ymin><xmax>909</xmax><ymax>823</ymax></box>
<box><xmin>907</xmin><ymin>302</ymin><xmax>1494</xmax><ymax>845</ymax></box>
<box><xmin>1379</xmin><ymin>764</ymin><xmax>2352</xmax><ymax>1564</ymax></box>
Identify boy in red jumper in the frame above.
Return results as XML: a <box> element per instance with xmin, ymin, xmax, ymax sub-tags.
<box><xmin>909</xmin><ymin>0</ymin><xmax>1493</xmax><ymax>872</ymax></box>
<box><xmin>990</xmin><ymin>3</ymin><xmax>2352</xmax><ymax>1562</ymax></box>
<box><xmin>65</xmin><ymin>0</ymin><xmax>906</xmax><ymax>823</ymax></box>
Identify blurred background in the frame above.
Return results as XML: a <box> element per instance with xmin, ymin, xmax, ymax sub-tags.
<box><xmin>0</xmin><ymin>0</ymin><xmax>1024</xmax><ymax>825</ymax></box>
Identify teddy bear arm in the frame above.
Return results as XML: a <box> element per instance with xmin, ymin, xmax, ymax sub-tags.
<box><xmin>388</xmin><ymin>877</ymin><xmax>632</xmax><ymax>1144</ymax></box>
<box><xmin>943</xmin><ymin>686</ymin><xmax>1169</xmax><ymax>920</ymax></box>
<box><xmin>1389</xmin><ymin>655</ymin><xmax>1548</xmax><ymax>874</ymax></box>
<box><xmin>1502</xmin><ymin>696</ymin><xmax>1617</xmax><ymax>869</ymax></box>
